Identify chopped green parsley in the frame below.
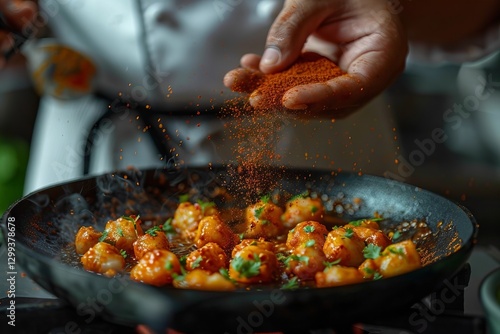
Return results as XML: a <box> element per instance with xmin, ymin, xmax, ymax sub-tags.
<box><xmin>231</xmin><ymin>255</ymin><xmax>261</xmax><ymax>278</ymax></box>
<box><xmin>363</xmin><ymin>244</ymin><xmax>382</xmax><ymax>259</ymax></box>
<box><xmin>281</xmin><ymin>276</ymin><xmax>300</xmax><ymax>290</ymax></box>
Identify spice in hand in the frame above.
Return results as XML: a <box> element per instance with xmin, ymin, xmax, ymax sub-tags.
<box><xmin>248</xmin><ymin>52</ymin><xmax>345</xmax><ymax>110</ymax></box>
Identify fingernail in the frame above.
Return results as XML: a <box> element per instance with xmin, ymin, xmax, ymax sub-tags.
<box><xmin>261</xmin><ymin>47</ymin><xmax>281</xmax><ymax>66</ymax></box>
<box><xmin>285</xmin><ymin>102</ymin><xmax>308</xmax><ymax>110</ymax></box>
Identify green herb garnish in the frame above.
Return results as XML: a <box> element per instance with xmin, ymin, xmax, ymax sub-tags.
<box><xmin>179</xmin><ymin>194</ymin><xmax>190</xmax><ymax>203</ymax></box>
<box><xmin>121</xmin><ymin>215</ymin><xmax>140</xmax><ymax>232</ymax></box>
<box><xmin>348</xmin><ymin>217</ymin><xmax>384</xmax><ymax>227</ymax></box>
<box><xmin>197</xmin><ymin>199</ymin><xmax>216</xmax><ymax>214</ymax></box>
<box><xmin>363</xmin><ymin>267</ymin><xmax>383</xmax><ymax>280</ymax></box>
<box><xmin>99</xmin><ymin>231</ymin><xmax>109</xmax><ymax>242</ymax></box>
<box><xmin>162</xmin><ymin>218</ymin><xmax>176</xmax><ymax>234</ymax></box>
<box><xmin>303</xmin><ymin>225</ymin><xmax>315</xmax><ymax>233</ymax></box>
<box><xmin>323</xmin><ymin>259</ymin><xmax>342</xmax><ymax>268</ymax></box>
<box><xmin>392</xmin><ymin>230</ymin><xmax>401</xmax><ymax>240</ymax></box>
<box><xmin>231</xmin><ymin>255</ymin><xmax>261</xmax><ymax>278</ymax></box>
<box><xmin>363</xmin><ymin>244</ymin><xmax>382</xmax><ymax>259</ymax></box>
<box><xmin>305</xmin><ymin>240</ymin><xmax>316</xmax><ymax>248</ymax></box>
<box><xmin>260</xmin><ymin>194</ymin><xmax>271</xmax><ymax>204</ymax></box>
<box><xmin>344</xmin><ymin>228</ymin><xmax>354</xmax><ymax>239</ymax></box>
<box><xmin>289</xmin><ymin>191</ymin><xmax>309</xmax><ymax>201</ymax></box>
<box><xmin>191</xmin><ymin>256</ymin><xmax>203</xmax><ymax>269</ymax></box>
<box><xmin>146</xmin><ymin>226</ymin><xmax>161</xmax><ymax>236</ymax></box>
<box><xmin>254</xmin><ymin>207</ymin><xmax>264</xmax><ymax>219</ymax></box>
<box><xmin>388</xmin><ymin>246</ymin><xmax>405</xmax><ymax>256</ymax></box>
<box><xmin>172</xmin><ymin>266</ymin><xmax>187</xmax><ymax>281</ymax></box>
<box><xmin>219</xmin><ymin>268</ymin><xmax>230</xmax><ymax>280</ymax></box>
<box><xmin>281</xmin><ymin>276</ymin><xmax>300</xmax><ymax>290</ymax></box>
<box><xmin>119</xmin><ymin>249</ymin><xmax>127</xmax><ymax>258</ymax></box>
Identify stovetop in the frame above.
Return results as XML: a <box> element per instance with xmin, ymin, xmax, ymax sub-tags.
<box><xmin>1</xmin><ymin>246</ymin><xmax>499</xmax><ymax>334</ymax></box>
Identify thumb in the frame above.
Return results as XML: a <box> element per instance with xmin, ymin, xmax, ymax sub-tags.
<box><xmin>260</xmin><ymin>0</ymin><xmax>327</xmax><ymax>74</ymax></box>
<box><xmin>0</xmin><ymin>0</ymin><xmax>37</xmax><ymax>31</ymax></box>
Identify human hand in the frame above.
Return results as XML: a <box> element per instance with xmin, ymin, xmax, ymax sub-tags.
<box><xmin>0</xmin><ymin>0</ymin><xmax>37</xmax><ymax>65</ymax></box>
<box><xmin>224</xmin><ymin>0</ymin><xmax>408</xmax><ymax>118</ymax></box>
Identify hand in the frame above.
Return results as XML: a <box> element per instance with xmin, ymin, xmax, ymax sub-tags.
<box><xmin>0</xmin><ymin>0</ymin><xmax>37</xmax><ymax>65</ymax></box>
<box><xmin>224</xmin><ymin>0</ymin><xmax>408</xmax><ymax>118</ymax></box>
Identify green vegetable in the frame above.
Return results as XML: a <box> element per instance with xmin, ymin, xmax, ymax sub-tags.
<box><xmin>344</xmin><ymin>228</ymin><xmax>354</xmax><ymax>239</ymax></box>
<box><xmin>197</xmin><ymin>199</ymin><xmax>216</xmax><ymax>214</ymax></box>
<box><xmin>348</xmin><ymin>217</ymin><xmax>384</xmax><ymax>227</ymax></box>
<box><xmin>179</xmin><ymin>194</ymin><xmax>190</xmax><ymax>203</ymax></box>
<box><xmin>388</xmin><ymin>246</ymin><xmax>405</xmax><ymax>256</ymax></box>
<box><xmin>121</xmin><ymin>215</ymin><xmax>141</xmax><ymax>233</ymax></box>
<box><xmin>172</xmin><ymin>267</ymin><xmax>187</xmax><ymax>281</ymax></box>
<box><xmin>363</xmin><ymin>267</ymin><xmax>383</xmax><ymax>280</ymax></box>
<box><xmin>119</xmin><ymin>249</ymin><xmax>127</xmax><ymax>258</ymax></box>
<box><xmin>98</xmin><ymin>231</ymin><xmax>109</xmax><ymax>242</ymax></box>
<box><xmin>277</xmin><ymin>254</ymin><xmax>310</xmax><ymax>267</ymax></box>
<box><xmin>363</xmin><ymin>244</ymin><xmax>382</xmax><ymax>259</ymax></box>
<box><xmin>231</xmin><ymin>255</ymin><xmax>261</xmax><ymax>278</ymax></box>
<box><xmin>305</xmin><ymin>240</ymin><xmax>316</xmax><ymax>248</ymax></box>
<box><xmin>281</xmin><ymin>276</ymin><xmax>300</xmax><ymax>290</ymax></box>
<box><xmin>219</xmin><ymin>268</ymin><xmax>230</xmax><ymax>280</ymax></box>
<box><xmin>260</xmin><ymin>194</ymin><xmax>271</xmax><ymax>204</ymax></box>
<box><xmin>323</xmin><ymin>259</ymin><xmax>341</xmax><ymax>268</ymax></box>
<box><xmin>303</xmin><ymin>225</ymin><xmax>315</xmax><ymax>233</ymax></box>
<box><xmin>162</xmin><ymin>218</ymin><xmax>176</xmax><ymax>234</ymax></box>
<box><xmin>191</xmin><ymin>256</ymin><xmax>203</xmax><ymax>269</ymax></box>
<box><xmin>145</xmin><ymin>226</ymin><xmax>161</xmax><ymax>236</ymax></box>
<box><xmin>289</xmin><ymin>191</ymin><xmax>309</xmax><ymax>201</ymax></box>
<box><xmin>254</xmin><ymin>207</ymin><xmax>264</xmax><ymax>219</ymax></box>
<box><xmin>164</xmin><ymin>260</ymin><xmax>173</xmax><ymax>270</ymax></box>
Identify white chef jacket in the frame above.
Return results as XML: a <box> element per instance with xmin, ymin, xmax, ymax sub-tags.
<box><xmin>22</xmin><ymin>0</ymin><xmax>404</xmax><ymax>194</ymax></box>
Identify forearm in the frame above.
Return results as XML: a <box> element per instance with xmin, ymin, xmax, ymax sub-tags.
<box><xmin>399</xmin><ymin>0</ymin><xmax>500</xmax><ymax>45</ymax></box>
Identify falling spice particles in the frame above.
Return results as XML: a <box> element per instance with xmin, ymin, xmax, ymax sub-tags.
<box><xmin>220</xmin><ymin>53</ymin><xmax>346</xmax><ymax>197</ymax></box>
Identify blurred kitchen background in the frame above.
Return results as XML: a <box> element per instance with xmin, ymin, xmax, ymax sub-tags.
<box><xmin>1</xmin><ymin>50</ymin><xmax>499</xmax><ymax>246</ymax></box>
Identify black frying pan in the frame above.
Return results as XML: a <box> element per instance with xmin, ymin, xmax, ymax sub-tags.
<box><xmin>1</xmin><ymin>165</ymin><xmax>478</xmax><ymax>333</ymax></box>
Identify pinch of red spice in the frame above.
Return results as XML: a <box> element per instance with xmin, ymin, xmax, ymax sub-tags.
<box><xmin>251</xmin><ymin>52</ymin><xmax>345</xmax><ymax>110</ymax></box>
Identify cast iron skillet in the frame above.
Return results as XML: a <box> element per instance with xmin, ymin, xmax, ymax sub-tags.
<box><xmin>1</xmin><ymin>165</ymin><xmax>478</xmax><ymax>333</ymax></box>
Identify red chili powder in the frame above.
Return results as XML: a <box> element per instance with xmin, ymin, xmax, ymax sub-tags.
<box><xmin>220</xmin><ymin>53</ymin><xmax>345</xmax><ymax>197</ymax></box>
<box><xmin>236</xmin><ymin>52</ymin><xmax>345</xmax><ymax>110</ymax></box>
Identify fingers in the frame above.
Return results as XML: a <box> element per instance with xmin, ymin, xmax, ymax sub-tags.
<box><xmin>260</xmin><ymin>0</ymin><xmax>330</xmax><ymax>74</ymax></box>
<box><xmin>281</xmin><ymin>76</ymin><xmax>366</xmax><ymax>119</ymax></box>
<box><xmin>240</xmin><ymin>53</ymin><xmax>261</xmax><ymax>71</ymax></box>
<box><xmin>223</xmin><ymin>53</ymin><xmax>263</xmax><ymax>93</ymax></box>
<box><xmin>282</xmin><ymin>51</ymin><xmax>406</xmax><ymax>118</ymax></box>
<box><xmin>223</xmin><ymin>67</ymin><xmax>263</xmax><ymax>93</ymax></box>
